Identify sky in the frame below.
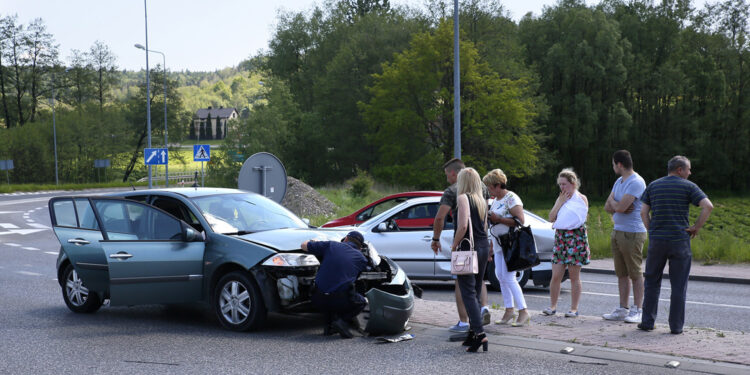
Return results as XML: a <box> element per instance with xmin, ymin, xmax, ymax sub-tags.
<box><xmin>2</xmin><ymin>0</ymin><xmax>650</xmax><ymax>72</ymax></box>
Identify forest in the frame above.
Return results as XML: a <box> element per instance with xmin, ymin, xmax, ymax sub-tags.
<box><xmin>1</xmin><ymin>0</ymin><xmax>748</xmax><ymax>196</ymax></box>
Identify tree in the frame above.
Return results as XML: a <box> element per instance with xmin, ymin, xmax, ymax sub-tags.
<box><xmin>65</xmin><ymin>49</ymin><xmax>94</xmax><ymax>107</ymax></box>
<box><xmin>121</xmin><ymin>68</ymin><xmax>189</xmax><ymax>182</ymax></box>
<box><xmin>361</xmin><ymin>21</ymin><xmax>542</xmax><ymax>188</ymax></box>
<box><xmin>87</xmin><ymin>40</ymin><xmax>118</xmax><ymax>111</ymax></box>
<box><xmin>519</xmin><ymin>0</ymin><xmax>631</xmax><ymax>194</ymax></box>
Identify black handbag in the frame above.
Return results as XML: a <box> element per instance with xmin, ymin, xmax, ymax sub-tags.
<box><xmin>501</xmin><ymin>217</ymin><xmax>541</xmax><ymax>272</ymax></box>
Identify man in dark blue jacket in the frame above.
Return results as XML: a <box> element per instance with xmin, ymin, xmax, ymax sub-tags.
<box><xmin>301</xmin><ymin>231</ymin><xmax>369</xmax><ymax>338</ymax></box>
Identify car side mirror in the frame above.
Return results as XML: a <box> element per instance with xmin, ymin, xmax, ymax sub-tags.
<box><xmin>376</xmin><ymin>222</ymin><xmax>388</xmax><ymax>232</ymax></box>
<box><xmin>302</xmin><ymin>218</ymin><xmax>310</xmax><ymax>225</ymax></box>
<box><xmin>183</xmin><ymin>226</ymin><xmax>202</xmax><ymax>242</ymax></box>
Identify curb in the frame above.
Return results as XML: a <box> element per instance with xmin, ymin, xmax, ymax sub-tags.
<box><xmin>581</xmin><ymin>267</ymin><xmax>750</xmax><ymax>285</ymax></box>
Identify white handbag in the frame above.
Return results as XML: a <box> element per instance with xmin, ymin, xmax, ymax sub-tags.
<box><xmin>451</xmin><ymin>214</ymin><xmax>478</xmax><ymax>275</ymax></box>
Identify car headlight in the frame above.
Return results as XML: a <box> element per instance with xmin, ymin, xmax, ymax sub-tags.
<box><xmin>262</xmin><ymin>253</ymin><xmax>320</xmax><ymax>267</ymax></box>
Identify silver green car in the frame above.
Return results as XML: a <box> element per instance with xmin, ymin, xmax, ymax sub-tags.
<box><xmin>49</xmin><ymin>188</ymin><xmax>414</xmax><ymax>333</ymax></box>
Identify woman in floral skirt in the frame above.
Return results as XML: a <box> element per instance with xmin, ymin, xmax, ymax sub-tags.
<box><xmin>543</xmin><ymin>168</ymin><xmax>590</xmax><ymax>317</ymax></box>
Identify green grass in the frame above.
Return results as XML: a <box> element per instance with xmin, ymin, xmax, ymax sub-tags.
<box><xmin>0</xmin><ymin>181</ymin><xmax>148</xmax><ymax>194</ymax></box>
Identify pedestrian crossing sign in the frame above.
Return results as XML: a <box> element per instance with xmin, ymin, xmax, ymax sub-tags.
<box><xmin>194</xmin><ymin>144</ymin><xmax>210</xmax><ymax>161</ymax></box>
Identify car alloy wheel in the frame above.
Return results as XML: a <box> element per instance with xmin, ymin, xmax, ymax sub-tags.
<box><xmin>214</xmin><ymin>271</ymin><xmax>266</xmax><ymax>331</ymax></box>
<box><xmin>66</xmin><ymin>268</ymin><xmax>89</xmax><ymax>307</ymax></box>
<box><xmin>61</xmin><ymin>263</ymin><xmax>102</xmax><ymax>313</ymax></box>
<box><xmin>219</xmin><ymin>280</ymin><xmax>251</xmax><ymax>325</ymax></box>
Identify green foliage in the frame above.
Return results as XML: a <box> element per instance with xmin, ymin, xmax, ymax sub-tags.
<box><xmin>348</xmin><ymin>169</ymin><xmax>374</xmax><ymax>198</ymax></box>
<box><xmin>361</xmin><ymin>20</ymin><xmax>542</xmax><ymax>188</ymax></box>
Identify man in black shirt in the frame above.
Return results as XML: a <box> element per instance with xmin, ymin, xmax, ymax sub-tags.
<box><xmin>302</xmin><ymin>231</ymin><xmax>369</xmax><ymax>338</ymax></box>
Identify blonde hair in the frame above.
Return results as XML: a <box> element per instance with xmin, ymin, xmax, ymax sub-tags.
<box><xmin>456</xmin><ymin>168</ymin><xmax>487</xmax><ymax>220</ymax></box>
<box><xmin>558</xmin><ymin>168</ymin><xmax>580</xmax><ymax>189</ymax></box>
<box><xmin>482</xmin><ymin>169</ymin><xmax>507</xmax><ymax>188</ymax></box>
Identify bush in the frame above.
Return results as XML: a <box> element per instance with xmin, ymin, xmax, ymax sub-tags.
<box><xmin>348</xmin><ymin>170</ymin><xmax>374</xmax><ymax>198</ymax></box>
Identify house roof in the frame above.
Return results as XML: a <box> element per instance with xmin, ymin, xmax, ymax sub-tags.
<box><xmin>194</xmin><ymin>107</ymin><xmax>237</xmax><ymax>119</ymax></box>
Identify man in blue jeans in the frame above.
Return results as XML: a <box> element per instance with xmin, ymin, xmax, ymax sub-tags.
<box><xmin>638</xmin><ymin>156</ymin><xmax>713</xmax><ymax>334</ymax></box>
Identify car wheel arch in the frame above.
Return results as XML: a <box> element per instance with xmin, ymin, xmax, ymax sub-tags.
<box><xmin>57</xmin><ymin>259</ymin><xmax>71</xmax><ymax>288</ymax></box>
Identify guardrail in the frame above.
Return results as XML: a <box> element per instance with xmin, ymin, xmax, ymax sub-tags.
<box><xmin>136</xmin><ymin>171</ymin><xmax>203</xmax><ymax>186</ymax></box>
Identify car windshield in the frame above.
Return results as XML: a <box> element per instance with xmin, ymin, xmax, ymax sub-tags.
<box><xmin>192</xmin><ymin>193</ymin><xmax>307</xmax><ymax>234</ymax></box>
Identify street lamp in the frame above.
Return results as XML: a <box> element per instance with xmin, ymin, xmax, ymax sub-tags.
<box><xmin>138</xmin><ymin>0</ymin><xmax>152</xmax><ymax>189</ymax></box>
<box><xmin>50</xmin><ymin>74</ymin><xmax>59</xmax><ymax>185</ymax></box>
<box><xmin>135</xmin><ymin>43</ymin><xmax>168</xmax><ymax>187</ymax></box>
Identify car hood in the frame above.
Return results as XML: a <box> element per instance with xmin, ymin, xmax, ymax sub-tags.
<box><xmin>235</xmin><ymin>228</ymin><xmax>351</xmax><ymax>252</ymax></box>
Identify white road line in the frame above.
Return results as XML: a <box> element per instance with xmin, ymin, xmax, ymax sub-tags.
<box><xmin>17</xmin><ymin>271</ymin><xmax>42</xmax><ymax>277</ymax></box>
<box><xmin>528</xmin><ymin>291</ymin><xmax>750</xmax><ymax>311</ymax></box>
<box><xmin>44</xmin><ymin>251</ymin><xmax>58</xmax><ymax>255</ymax></box>
<box><xmin>26</xmin><ymin>219</ymin><xmax>36</xmax><ymax>223</ymax></box>
<box><xmin>582</xmin><ymin>280</ymin><xmax>671</xmax><ymax>291</ymax></box>
<box><xmin>22</xmin><ymin>247</ymin><xmax>39</xmax><ymax>251</ymax></box>
<box><xmin>28</xmin><ymin>223</ymin><xmax>50</xmax><ymax>229</ymax></box>
<box><xmin>0</xmin><ymin>223</ymin><xmax>20</xmax><ymax>229</ymax></box>
<box><xmin>5</xmin><ymin>243</ymin><xmax>21</xmax><ymax>247</ymax></box>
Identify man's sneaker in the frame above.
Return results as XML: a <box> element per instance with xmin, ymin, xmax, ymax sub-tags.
<box><xmin>602</xmin><ymin>306</ymin><xmax>629</xmax><ymax>321</ymax></box>
<box><xmin>481</xmin><ymin>307</ymin><xmax>491</xmax><ymax>326</ymax></box>
<box><xmin>624</xmin><ymin>306</ymin><xmax>642</xmax><ymax>323</ymax></box>
<box><xmin>448</xmin><ymin>321</ymin><xmax>469</xmax><ymax>333</ymax></box>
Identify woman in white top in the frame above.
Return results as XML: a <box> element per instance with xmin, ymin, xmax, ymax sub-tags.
<box><xmin>544</xmin><ymin>168</ymin><xmax>591</xmax><ymax>318</ymax></box>
<box><xmin>483</xmin><ymin>169</ymin><xmax>530</xmax><ymax>327</ymax></box>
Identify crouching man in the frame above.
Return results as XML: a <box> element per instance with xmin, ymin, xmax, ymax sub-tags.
<box><xmin>301</xmin><ymin>231</ymin><xmax>369</xmax><ymax>339</ymax></box>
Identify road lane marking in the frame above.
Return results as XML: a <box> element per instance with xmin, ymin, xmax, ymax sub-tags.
<box><xmin>17</xmin><ymin>271</ymin><xmax>42</xmax><ymax>276</ymax></box>
<box><xmin>0</xmin><ymin>223</ymin><xmax>20</xmax><ymax>229</ymax></box>
<box><xmin>5</xmin><ymin>243</ymin><xmax>21</xmax><ymax>247</ymax></box>
<box><xmin>28</xmin><ymin>223</ymin><xmax>50</xmax><ymax>229</ymax></box>
<box><xmin>527</xmin><ymin>291</ymin><xmax>750</xmax><ymax>310</ymax></box>
<box><xmin>583</xmin><ymin>280</ymin><xmax>671</xmax><ymax>291</ymax></box>
<box><xmin>26</xmin><ymin>219</ymin><xmax>36</xmax><ymax>223</ymax></box>
<box><xmin>22</xmin><ymin>247</ymin><xmax>39</xmax><ymax>251</ymax></box>
<box><xmin>45</xmin><ymin>251</ymin><xmax>58</xmax><ymax>255</ymax></box>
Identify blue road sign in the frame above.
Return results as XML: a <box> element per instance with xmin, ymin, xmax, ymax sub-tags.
<box><xmin>194</xmin><ymin>144</ymin><xmax>211</xmax><ymax>162</ymax></box>
<box><xmin>144</xmin><ymin>148</ymin><xmax>168</xmax><ymax>165</ymax></box>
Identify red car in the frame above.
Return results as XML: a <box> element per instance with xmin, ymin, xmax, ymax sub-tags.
<box><xmin>321</xmin><ymin>191</ymin><xmax>444</xmax><ymax>228</ymax></box>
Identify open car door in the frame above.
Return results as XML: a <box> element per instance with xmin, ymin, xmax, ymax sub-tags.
<box><xmin>90</xmin><ymin>198</ymin><xmax>206</xmax><ymax>306</ymax></box>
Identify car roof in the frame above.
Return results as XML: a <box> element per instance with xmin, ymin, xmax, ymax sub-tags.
<box><xmin>115</xmin><ymin>187</ymin><xmax>250</xmax><ymax>199</ymax></box>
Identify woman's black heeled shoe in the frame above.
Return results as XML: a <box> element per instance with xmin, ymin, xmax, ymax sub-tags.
<box><xmin>466</xmin><ymin>333</ymin><xmax>488</xmax><ymax>352</ymax></box>
<box><xmin>461</xmin><ymin>330</ymin><xmax>475</xmax><ymax>346</ymax></box>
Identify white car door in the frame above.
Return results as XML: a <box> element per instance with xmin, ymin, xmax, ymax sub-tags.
<box><xmin>365</xmin><ymin>202</ymin><xmax>440</xmax><ymax>279</ymax></box>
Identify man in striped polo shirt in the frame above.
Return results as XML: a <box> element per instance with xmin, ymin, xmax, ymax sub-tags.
<box><xmin>638</xmin><ymin>156</ymin><xmax>713</xmax><ymax>334</ymax></box>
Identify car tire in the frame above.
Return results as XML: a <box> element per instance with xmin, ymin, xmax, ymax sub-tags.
<box><xmin>213</xmin><ymin>271</ymin><xmax>266</xmax><ymax>332</ymax></box>
<box><xmin>486</xmin><ymin>260</ymin><xmax>500</xmax><ymax>291</ymax></box>
<box><xmin>487</xmin><ymin>262</ymin><xmax>530</xmax><ymax>290</ymax></box>
<box><xmin>61</xmin><ymin>264</ymin><xmax>102</xmax><ymax>313</ymax></box>
<box><xmin>515</xmin><ymin>269</ymin><xmax>530</xmax><ymax>289</ymax></box>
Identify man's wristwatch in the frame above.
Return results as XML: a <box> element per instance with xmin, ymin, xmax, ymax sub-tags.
<box><xmin>432</xmin><ymin>238</ymin><xmax>440</xmax><ymax>242</ymax></box>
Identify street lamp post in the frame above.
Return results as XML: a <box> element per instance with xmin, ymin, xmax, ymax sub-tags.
<box><xmin>140</xmin><ymin>0</ymin><xmax>152</xmax><ymax>189</ymax></box>
<box><xmin>135</xmin><ymin>44</ymin><xmax>168</xmax><ymax>187</ymax></box>
<box><xmin>50</xmin><ymin>74</ymin><xmax>59</xmax><ymax>185</ymax></box>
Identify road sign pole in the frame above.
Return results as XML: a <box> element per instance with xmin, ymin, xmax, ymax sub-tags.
<box><xmin>201</xmin><ymin>161</ymin><xmax>204</xmax><ymax>187</ymax></box>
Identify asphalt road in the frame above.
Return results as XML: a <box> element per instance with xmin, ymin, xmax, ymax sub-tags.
<box><xmin>415</xmin><ymin>271</ymin><xmax>750</xmax><ymax>333</ymax></box>
<box><xmin>0</xmin><ymin>190</ymin><xmax>735</xmax><ymax>374</ymax></box>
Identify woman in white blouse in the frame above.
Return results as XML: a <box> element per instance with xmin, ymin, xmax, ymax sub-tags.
<box><xmin>483</xmin><ymin>169</ymin><xmax>530</xmax><ymax>327</ymax></box>
<box><xmin>544</xmin><ymin>168</ymin><xmax>591</xmax><ymax>317</ymax></box>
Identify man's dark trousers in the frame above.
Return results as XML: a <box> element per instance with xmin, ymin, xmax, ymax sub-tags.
<box><xmin>642</xmin><ymin>239</ymin><xmax>692</xmax><ymax>332</ymax></box>
<box><xmin>311</xmin><ymin>284</ymin><xmax>366</xmax><ymax>322</ymax></box>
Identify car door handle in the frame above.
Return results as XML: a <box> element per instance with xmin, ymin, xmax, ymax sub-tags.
<box><xmin>422</xmin><ymin>236</ymin><xmax>432</xmax><ymax>242</ymax></box>
<box><xmin>109</xmin><ymin>252</ymin><xmax>133</xmax><ymax>259</ymax></box>
<box><xmin>67</xmin><ymin>238</ymin><xmax>90</xmax><ymax>246</ymax></box>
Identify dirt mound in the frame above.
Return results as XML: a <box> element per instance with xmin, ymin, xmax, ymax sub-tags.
<box><xmin>281</xmin><ymin>176</ymin><xmax>338</xmax><ymax>218</ymax></box>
